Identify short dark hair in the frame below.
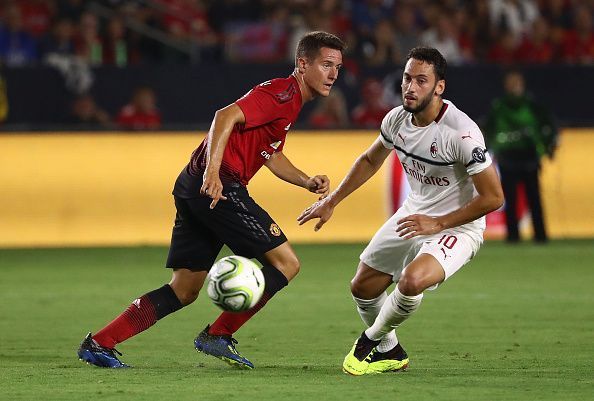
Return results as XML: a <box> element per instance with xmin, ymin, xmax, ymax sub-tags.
<box><xmin>295</xmin><ymin>31</ymin><xmax>345</xmax><ymax>65</ymax></box>
<box><xmin>407</xmin><ymin>47</ymin><xmax>447</xmax><ymax>81</ymax></box>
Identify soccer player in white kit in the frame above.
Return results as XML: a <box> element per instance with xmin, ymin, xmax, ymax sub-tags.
<box><xmin>298</xmin><ymin>47</ymin><xmax>504</xmax><ymax>375</ymax></box>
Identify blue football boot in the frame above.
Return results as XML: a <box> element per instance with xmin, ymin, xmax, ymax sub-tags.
<box><xmin>77</xmin><ymin>332</ymin><xmax>130</xmax><ymax>368</ymax></box>
<box><xmin>194</xmin><ymin>325</ymin><xmax>254</xmax><ymax>369</ymax></box>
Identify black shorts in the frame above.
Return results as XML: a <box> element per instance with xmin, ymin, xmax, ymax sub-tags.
<box><xmin>165</xmin><ymin>182</ymin><xmax>288</xmax><ymax>271</ymax></box>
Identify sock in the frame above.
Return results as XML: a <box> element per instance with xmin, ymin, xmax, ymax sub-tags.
<box><xmin>93</xmin><ymin>284</ymin><xmax>183</xmax><ymax>348</ymax></box>
<box><xmin>208</xmin><ymin>263</ymin><xmax>288</xmax><ymax>336</ymax></box>
<box><xmin>353</xmin><ymin>293</ymin><xmax>399</xmax><ymax>352</ymax></box>
<box><xmin>365</xmin><ymin>286</ymin><xmax>423</xmax><ymax>341</ymax></box>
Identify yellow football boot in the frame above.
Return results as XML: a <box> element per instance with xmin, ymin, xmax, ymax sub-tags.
<box><xmin>367</xmin><ymin>343</ymin><xmax>409</xmax><ymax>374</ymax></box>
<box><xmin>342</xmin><ymin>332</ymin><xmax>380</xmax><ymax>376</ymax></box>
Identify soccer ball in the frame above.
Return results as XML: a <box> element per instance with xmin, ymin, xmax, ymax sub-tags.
<box><xmin>206</xmin><ymin>255</ymin><xmax>265</xmax><ymax>312</ymax></box>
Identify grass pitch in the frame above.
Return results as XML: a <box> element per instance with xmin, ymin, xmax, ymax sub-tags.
<box><xmin>1</xmin><ymin>241</ymin><xmax>593</xmax><ymax>401</ymax></box>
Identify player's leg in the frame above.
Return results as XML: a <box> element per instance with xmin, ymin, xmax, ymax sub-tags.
<box><xmin>343</xmin><ymin>213</ymin><xmax>416</xmax><ymax>375</ymax></box>
<box><xmin>191</xmin><ymin>185</ymin><xmax>290</xmax><ymax>368</ymax></box>
<box><xmin>91</xmin><ymin>270</ymin><xmax>205</xmax><ymax>350</ymax></box>
<box><xmin>500</xmin><ymin>166</ymin><xmax>520</xmax><ymax>242</ymax></box>
<box><xmin>350</xmin><ymin>262</ymin><xmax>399</xmax><ymax>351</ymax></box>
<box><xmin>364</xmin><ymin>253</ymin><xmax>440</xmax><ymax>340</ymax></box>
<box><xmin>524</xmin><ymin>168</ymin><xmax>547</xmax><ymax>242</ymax></box>
<box><xmin>363</xmin><ymin>231</ymin><xmax>481</xmax><ymax>373</ymax></box>
<box><xmin>206</xmin><ymin>242</ymin><xmax>297</xmax><ymax>339</ymax></box>
<box><xmin>78</xmin><ymin>197</ymin><xmax>221</xmax><ymax>368</ymax></box>
<box><xmin>347</xmin><ymin>262</ymin><xmax>409</xmax><ymax>375</ymax></box>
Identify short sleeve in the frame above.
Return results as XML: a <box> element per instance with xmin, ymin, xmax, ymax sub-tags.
<box><xmin>454</xmin><ymin>123</ymin><xmax>492</xmax><ymax>175</ymax></box>
<box><xmin>235</xmin><ymin>88</ymin><xmax>285</xmax><ymax>129</ymax></box>
<box><xmin>378</xmin><ymin>108</ymin><xmax>402</xmax><ymax>149</ymax></box>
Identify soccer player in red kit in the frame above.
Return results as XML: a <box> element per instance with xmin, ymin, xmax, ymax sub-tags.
<box><xmin>78</xmin><ymin>31</ymin><xmax>345</xmax><ymax>369</ymax></box>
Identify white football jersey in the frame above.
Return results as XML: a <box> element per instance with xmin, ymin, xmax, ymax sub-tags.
<box><xmin>379</xmin><ymin>100</ymin><xmax>492</xmax><ymax>234</ymax></box>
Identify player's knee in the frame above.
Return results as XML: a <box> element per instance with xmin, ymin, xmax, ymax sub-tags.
<box><xmin>282</xmin><ymin>255</ymin><xmax>300</xmax><ymax>277</ymax></box>
<box><xmin>350</xmin><ymin>278</ymin><xmax>372</xmax><ymax>299</ymax></box>
<box><xmin>172</xmin><ymin>287</ymin><xmax>200</xmax><ymax>305</ymax></box>
<box><xmin>397</xmin><ymin>273</ymin><xmax>425</xmax><ymax>296</ymax></box>
<box><xmin>175</xmin><ymin>289</ymin><xmax>200</xmax><ymax>306</ymax></box>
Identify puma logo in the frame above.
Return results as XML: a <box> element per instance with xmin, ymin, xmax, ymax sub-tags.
<box><xmin>440</xmin><ymin>247</ymin><xmax>450</xmax><ymax>260</ymax></box>
<box><xmin>398</xmin><ymin>133</ymin><xmax>406</xmax><ymax>144</ymax></box>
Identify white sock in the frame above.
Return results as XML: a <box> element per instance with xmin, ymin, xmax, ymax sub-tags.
<box><xmin>352</xmin><ymin>293</ymin><xmax>398</xmax><ymax>352</ymax></box>
<box><xmin>365</xmin><ymin>286</ymin><xmax>423</xmax><ymax>341</ymax></box>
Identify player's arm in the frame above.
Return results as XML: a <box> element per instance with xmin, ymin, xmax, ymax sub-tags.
<box><xmin>201</xmin><ymin>103</ymin><xmax>245</xmax><ymax>208</ymax></box>
<box><xmin>297</xmin><ymin>137</ymin><xmax>392</xmax><ymax>231</ymax></box>
<box><xmin>396</xmin><ymin>165</ymin><xmax>504</xmax><ymax>239</ymax></box>
<box><xmin>265</xmin><ymin>151</ymin><xmax>330</xmax><ymax>197</ymax></box>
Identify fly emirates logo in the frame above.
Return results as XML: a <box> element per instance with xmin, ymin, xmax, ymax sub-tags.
<box><xmin>402</xmin><ymin>160</ymin><xmax>450</xmax><ymax>186</ymax></box>
<box><xmin>260</xmin><ymin>141</ymin><xmax>283</xmax><ymax>160</ymax></box>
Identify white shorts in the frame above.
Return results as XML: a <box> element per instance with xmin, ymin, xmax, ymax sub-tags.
<box><xmin>360</xmin><ymin>212</ymin><xmax>483</xmax><ymax>286</ymax></box>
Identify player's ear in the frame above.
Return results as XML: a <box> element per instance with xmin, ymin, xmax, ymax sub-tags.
<box><xmin>297</xmin><ymin>57</ymin><xmax>307</xmax><ymax>74</ymax></box>
<box><xmin>435</xmin><ymin>79</ymin><xmax>445</xmax><ymax>96</ymax></box>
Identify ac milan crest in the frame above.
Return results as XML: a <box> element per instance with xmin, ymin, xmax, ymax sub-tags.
<box><xmin>430</xmin><ymin>141</ymin><xmax>438</xmax><ymax>158</ymax></box>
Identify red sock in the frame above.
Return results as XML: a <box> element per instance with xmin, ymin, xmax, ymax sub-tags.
<box><xmin>93</xmin><ymin>295</ymin><xmax>157</xmax><ymax>349</ymax></box>
<box><xmin>208</xmin><ymin>293</ymin><xmax>271</xmax><ymax>336</ymax></box>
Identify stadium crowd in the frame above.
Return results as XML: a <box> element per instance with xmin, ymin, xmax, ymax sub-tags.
<box><xmin>1</xmin><ymin>0</ymin><xmax>593</xmax><ymax>67</ymax></box>
<box><xmin>0</xmin><ymin>0</ymin><xmax>592</xmax><ymax>129</ymax></box>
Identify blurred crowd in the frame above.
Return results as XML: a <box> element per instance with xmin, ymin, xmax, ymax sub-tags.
<box><xmin>1</xmin><ymin>0</ymin><xmax>594</xmax><ymax>67</ymax></box>
<box><xmin>0</xmin><ymin>0</ymin><xmax>593</xmax><ymax>129</ymax></box>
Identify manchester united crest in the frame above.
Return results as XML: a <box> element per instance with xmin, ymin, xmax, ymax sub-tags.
<box><xmin>270</xmin><ymin>223</ymin><xmax>282</xmax><ymax>237</ymax></box>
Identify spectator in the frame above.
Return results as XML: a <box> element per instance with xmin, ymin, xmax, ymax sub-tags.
<box><xmin>420</xmin><ymin>11</ymin><xmax>465</xmax><ymax>65</ymax></box>
<box><xmin>487</xmin><ymin>29</ymin><xmax>518</xmax><ymax>64</ymax></box>
<box><xmin>392</xmin><ymin>5</ymin><xmax>420</xmax><ymax>58</ymax></box>
<box><xmin>516</xmin><ymin>17</ymin><xmax>554</xmax><ymax>64</ymax></box>
<box><xmin>40</xmin><ymin>17</ymin><xmax>76</xmax><ymax>57</ymax></box>
<box><xmin>351</xmin><ymin>77</ymin><xmax>392</xmax><ymax>128</ymax></box>
<box><xmin>351</xmin><ymin>0</ymin><xmax>394</xmax><ymax>41</ymax></box>
<box><xmin>307</xmin><ymin>87</ymin><xmax>350</xmax><ymax>129</ymax></box>
<box><xmin>467</xmin><ymin>0</ymin><xmax>496</xmax><ymax>62</ymax></box>
<box><xmin>488</xmin><ymin>0</ymin><xmax>539</xmax><ymax>43</ymax></box>
<box><xmin>103</xmin><ymin>16</ymin><xmax>132</xmax><ymax>66</ymax></box>
<box><xmin>452</xmin><ymin>7</ymin><xmax>476</xmax><ymax>62</ymax></box>
<box><xmin>484</xmin><ymin>70</ymin><xmax>557</xmax><ymax>243</ymax></box>
<box><xmin>69</xmin><ymin>94</ymin><xmax>112</xmax><ymax>129</ymax></box>
<box><xmin>0</xmin><ymin>4</ymin><xmax>38</xmax><ymax>66</ymax></box>
<box><xmin>560</xmin><ymin>6</ymin><xmax>594</xmax><ymax>64</ymax></box>
<box><xmin>158</xmin><ymin>0</ymin><xmax>220</xmax><ymax>61</ymax></box>
<box><xmin>224</xmin><ymin>4</ymin><xmax>289</xmax><ymax>63</ymax></box>
<box><xmin>117</xmin><ymin>86</ymin><xmax>162</xmax><ymax>130</ymax></box>
<box><xmin>357</xmin><ymin>19</ymin><xmax>401</xmax><ymax>66</ymax></box>
<box><xmin>17</xmin><ymin>0</ymin><xmax>55</xmax><ymax>38</ymax></box>
<box><xmin>74</xmin><ymin>12</ymin><xmax>103</xmax><ymax>65</ymax></box>
<box><xmin>320</xmin><ymin>0</ymin><xmax>353</xmax><ymax>42</ymax></box>
<box><xmin>540</xmin><ymin>0</ymin><xmax>573</xmax><ymax>30</ymax></box>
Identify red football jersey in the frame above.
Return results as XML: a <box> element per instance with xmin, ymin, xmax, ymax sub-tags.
<box><xmin>190</xmin><ymin>75</ymin><xmax>302</xmax><ymax>185</ymax></box>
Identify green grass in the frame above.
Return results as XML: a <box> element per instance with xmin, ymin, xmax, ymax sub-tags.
<box><xmin>1</xmin><ymin>241</ymin><xmax>593</xmax><ymax>401</ymax></box>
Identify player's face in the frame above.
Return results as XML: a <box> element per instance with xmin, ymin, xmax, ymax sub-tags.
<box><xmin>401</xmin><ymin>58</ymin><xmax>444</xmax><ymax>113</ymax></box>
<box><xmin>301</xmin><ymin>47</ymin><xmax>343</xmax><ymax>97</ymax></box>
<box><xmin>504</xmin><ymin>72</ymin><xmax>525</xmax><ymax>97</ymax></box>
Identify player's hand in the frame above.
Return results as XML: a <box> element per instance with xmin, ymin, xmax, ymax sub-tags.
<box><xmin>297</xmin><ymin>198</ymin><xmax>334</xmax><ymax>231</ymax></box>
<box><xmin>201</xmin><ymin>169</ymin><xmax>228</xmax><ymax>209</ymax></box>
<box><xmin>396</xmin><ymin>214</ymin><xmax>444</xmax><ymax>239</ymax></box>
<box><xmin>305</xmin><ymin>175</ymin><xmax>330</xmax><ymax>199</ymax></box>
